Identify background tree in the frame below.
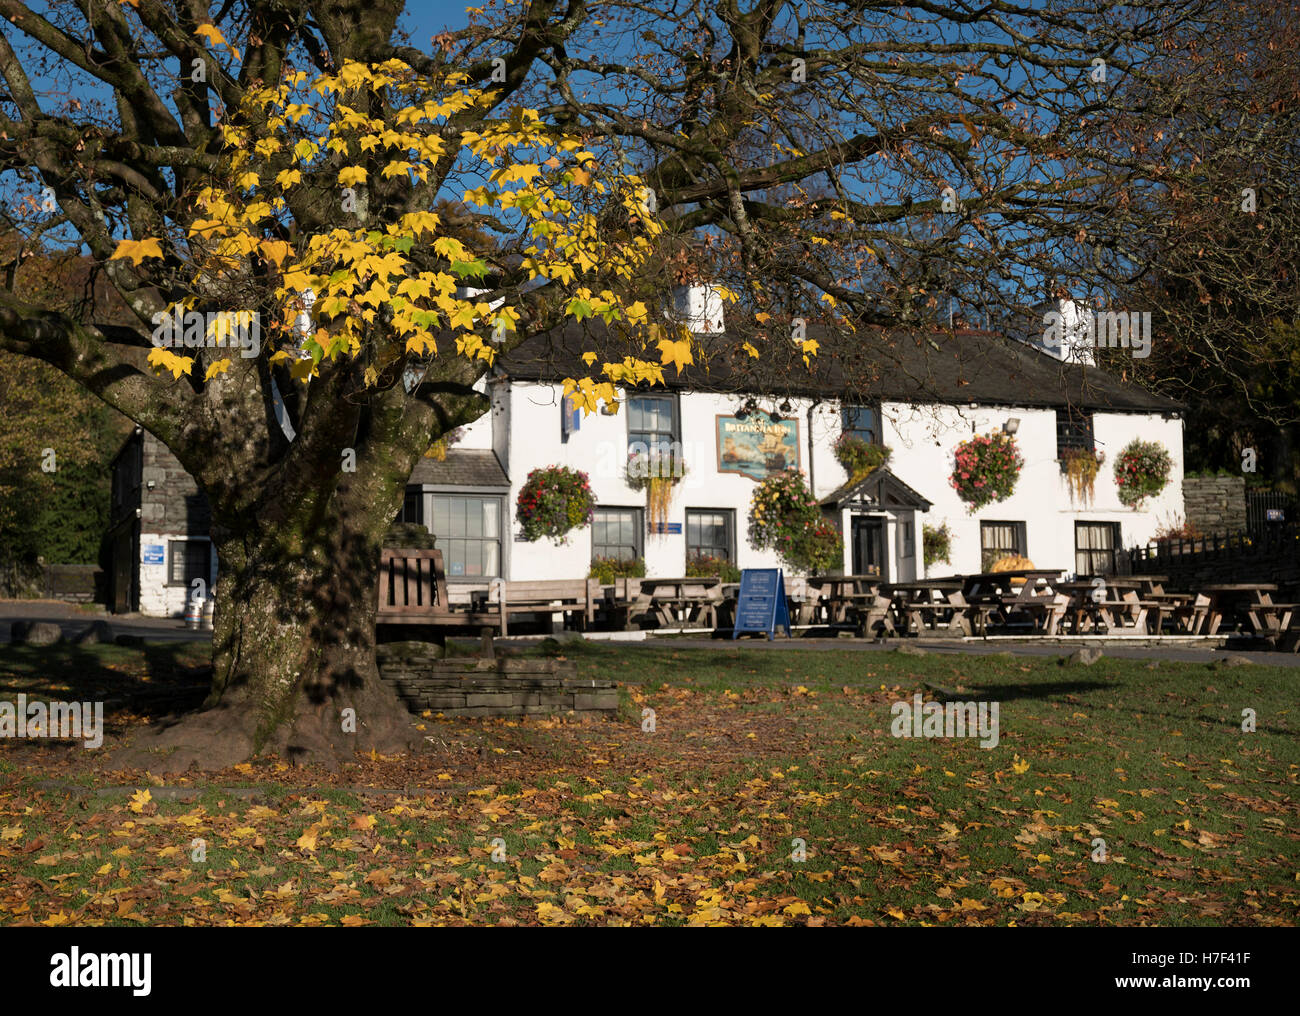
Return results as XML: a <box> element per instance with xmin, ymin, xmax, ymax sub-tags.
<box><xmin>0</xmin><ymin>0</ymin><xmax>1212</xmax><ymax>768</ymax></box>
<box><xmin>1075</xmin><ymin>0</ymin><xmax>1300</xmax><ymax>490</ymax></box>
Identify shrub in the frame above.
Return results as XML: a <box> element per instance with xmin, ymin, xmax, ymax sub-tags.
<box><xmin>950</xmin><ymin>432</ymin><xmax>1023</xmax><ymax>511</ymax></box>
<box><xmin>1114</xmin><ymin>439</ymin><xmax>1172</xmax><ymax>509</ymax></box>
<box><xmin>588</xmin><ymin>556</ymin><xmax>646</xmax><ymax>584</ymax></box>
<box><xmin>516</xmin><ymin>465</ymin><xmax>595</xmax><ymax>542</ymax></box>
<box><xmin>685</xmin><ymin>554</ymin><xmax>741</xmax><ymax>583</ymax></box>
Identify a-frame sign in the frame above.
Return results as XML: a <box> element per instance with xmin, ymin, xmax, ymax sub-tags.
<box><xmin>731</xmin><ymin>568</ymin><xmax>792</xmax><ymax>640</ymax></box>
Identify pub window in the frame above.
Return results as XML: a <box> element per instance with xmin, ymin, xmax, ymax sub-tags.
<box><xmin>1075</xmin><ymin>521</ymin><xmax>1121</xmax><ymax>576</ymax></box>
<box><xmin>431</xmin><ymin>495</ymin><xmax>502</xmax><ymax>579</ymax></box>
<box><xmin>979</xmin><ymin>521</ymin><xmax>1025</xmax><ymax>572</ymax></box>
<box><xmin>686</xmin><ymin>509</ymin><xmax>734</xmax><ymax>563</ymax></box>
<box><xmin>168</xmin><ymin>540</ymin><xmax>211</xmax><ymax>587</ymax></box>
<box><xmin>1056</xmin><ymin>408</ymin><xmax>1095</xmax><ymax>456</ymax></box>
<box><xmin>841</xmin><ymin>404</ymin><xmax>880</xmax><ymax>443</ymax></box>
<box><xmin>593</xmin><ymin>507</ymin><xmax>643</xmax><ymax>562</ymax></box>
<box><xmin>627</xmin><ymin>394</ymin><xmax>678</xmax><ymax>457</ymax></box>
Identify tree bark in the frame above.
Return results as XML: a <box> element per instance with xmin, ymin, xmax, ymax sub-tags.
<box><xmin>114</xmin><ymin>471</ymin><xmax>421</xmax><ymax>774</ymax></box>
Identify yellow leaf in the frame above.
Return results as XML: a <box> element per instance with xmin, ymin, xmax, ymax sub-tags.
<box><xmin>41</xmin><ymin>911</ymin><xmax>71</xmax><ymax>927</ymax></box>
<box><xmin>0</xmin><ymin>825</ymin><xmax>22</xmax><ymax>841</ymax></box>
<box><xmin>656</xmin><ymin>336</ymin><xmax>693</xmax><ymax>375</ymax></box>
<box><xmin>128</xmin><ymin>788</ymin><xmax>152</xmax><ymax>813</ymax></box>
<box><xmin>338</xmin><ymin>166</ymin><xmax>367</xmax><ymax>187</ymax></box>
<box><xmin>296</xmin><ymin>828</ymin><xmax>319</xmax><ymax>852</ymax></box>
<box><xmin>194</xmin><ymin>24</ymin><xmax>227</xmax><ymax>48</ymax></box>
<box><xmin>147</xmin><ymin>347</ymin><xmax>194</xmax><ymax>380</ymax></box>
<box><xmin>741</xmin><ymin>342</ymin><xmax>759</xmax><ymax>358</ymax></box>
<box><xmin>204</xmin><ymin>358</ymin><xmax>232</xmax><ymax>381</ymax></box>
<box><xmin>275</xmin><ymin>168</ymin><xmax>303</xmax><ymax>189</ymax></box>
<box><xmin>95</xmin><ymin>863</ymin><xmax>112</xmax><ymax>875</ymax></box>
<box><xmin>1012</xmin><ymin>755</ymin><xmax>1030</xmax><ymax>775</ymax></box>
<box><xmin>109</xmin><ymin>237</ymin><xmax>163</xmax><ymax>266</ymax></box>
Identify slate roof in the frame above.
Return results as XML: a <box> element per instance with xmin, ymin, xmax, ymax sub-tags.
<box><xmin>821</xmin><ymin>467</ymin><xmax>934</xmax><ymax>511</ymax></box>
<box><xmin>496</xmin><ymin>318</ymin><xmax>1182</xmax><ymax>414</ymax></box>
<box><xmin>408</xmin><ymin>449</ymin><xmax>509</xmax><ymax>487</ymax></box>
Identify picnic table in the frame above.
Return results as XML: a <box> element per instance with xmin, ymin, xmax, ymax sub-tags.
<box><xmin>1054</xmin><ymin>581</ymin><xmax>1172</xmax><ymax>634</ymax></box>
<box><xmin>958</xmin><ymin>570</ymin><xmax>1067</xmax><ymax>636</ymax></box>
<box><xmin>630</xmin><ymin>576</ymin><xmax>723</xmax><ymax>629</ymax></box>
<box><xmin>1199</xmin><ymin>583</ymin><xmax>1280</xmax><ymax>636</ymax></box>
<box><xmin>805</xmin><ymin>574</ymin><xmax>884</xmax><ymax>626</ymax></box>
<box><xmin>885</xmin><ymin>579</ymin><xmax>968</xmax><ymax>637</ymax></box>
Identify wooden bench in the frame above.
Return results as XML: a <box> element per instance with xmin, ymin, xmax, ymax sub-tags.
<box><xmin>377</xmin><ymin>549</ymin><xmax>501</xmax><ymax>646</ymax></box>
<box><xmin>491</xmin><ymin>579</ymin><xmax>603</xmax><ymax>636</ymax></box>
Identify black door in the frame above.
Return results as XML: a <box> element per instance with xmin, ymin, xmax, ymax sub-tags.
<box><xmin>851</xmin><ymin>516</ymin><xmax>884</xmax><ymax>575</ymax></box>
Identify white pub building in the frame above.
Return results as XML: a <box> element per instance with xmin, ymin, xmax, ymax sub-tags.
<box><xmin>109</xmin><ymin>288</ymin><xmax>1184</xmax><ymax>615</ymax></box>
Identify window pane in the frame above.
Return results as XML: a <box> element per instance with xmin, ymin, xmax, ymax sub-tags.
<box><xmin>594</xmin><ymin>508</ymin><xmax>640</xmax><ymax>561</ymax></box>
<box><xmin>428</xmin><ymin>496</ymin><xmax>502</xmax><ymax>579</ymax></box>
<box><xmin>686</xmin><ymin>509</ymin><xmax>733</xmax><ymax>561</ymax></box>
<box><xmin>842</xmin><ymin>405</ymin><xmax>878</xmax><ymax>442</ymax></box>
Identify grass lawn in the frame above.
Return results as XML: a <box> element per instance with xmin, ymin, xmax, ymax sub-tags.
<box><xmin>0</xmin><ymin>639</ymin><xmax>1296</xmax><ymax>926</ymax></box>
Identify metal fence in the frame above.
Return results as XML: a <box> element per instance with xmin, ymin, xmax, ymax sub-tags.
<box><xmin>1247</xmin><ymin>489</ymin><xmax>1296</xmax><ymax>535</ymax></box>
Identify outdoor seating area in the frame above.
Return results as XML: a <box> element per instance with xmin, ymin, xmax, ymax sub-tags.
<box><xmin>401</xmin><ymin>548</ymin><xmax>1300</xmax><ymax>651</ymax></box>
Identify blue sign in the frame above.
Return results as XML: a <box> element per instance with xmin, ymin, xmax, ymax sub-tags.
<box><xmin>1266</xmin><ymin>508</ymin><xmax>1285</xmax><ymax>522</ymax></box>
<box><xmin>142</xmin><ymin>544</ymin><xmax>164</xmax><ymax>565</ymax></box>
<box><xmin>732</xmin><ymin>568</ymin><xmax>791</xmax><ymax>640</ymax></box>
<box><xmin>649</xmin><ymin>522</ymin><xmax>682</xmax><ymax>534</ymax></box>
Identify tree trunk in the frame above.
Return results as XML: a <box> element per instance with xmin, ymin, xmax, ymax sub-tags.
<box><xmin>114</xmin><ymin>492</ymin><xmax>419</xmax><ymax>774</ymax></box>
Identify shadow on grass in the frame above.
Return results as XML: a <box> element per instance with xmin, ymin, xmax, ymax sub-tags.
<box><xmin>0</xmin><ymin>642</ymin><xmax>211</xmax><ymax>721</ymax></box>
<box><xmin>959</xmin><ymin>680</ymin><xmax>1122</xmax><ymax>702</ymax></box>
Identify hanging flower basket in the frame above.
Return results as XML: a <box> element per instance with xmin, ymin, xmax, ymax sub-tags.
<box><xmin>950</xmin><ymin>432</ymin><xmax>1023</xmax><ymax>511</ymax></box>
<box><xmin>834</xmin><ymin>433</ymin><xmax>892</xmax><ymax>484</ymax></box>
<box><xmin>1061</xmin><ymin>446</ymin><xmax>1105</xmax><ymax>506</ymax></box>
<box><xmin>516</xmin><ymin>465</ymin><xmax>595</xmax><ymax>542</ymax></box>
<box><xmin>626</xmin><ymin>448</ymin><xmax>687</xmax><ymax>530</ymax></box>
<box><xmin>748</xmin><ymin>469</ymin><xmax>843</xmax><ymax>574</ymax></box>
<box><xmin>1114</xmin><ymin>439</ymin><xmax>1172</xmax><ymax>509</ymax></box>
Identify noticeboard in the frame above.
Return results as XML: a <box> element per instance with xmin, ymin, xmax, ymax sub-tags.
<box><xmin>731</xmin><ymin>568</ymin><xmax>791</xmax><ymax>640</ymax></box>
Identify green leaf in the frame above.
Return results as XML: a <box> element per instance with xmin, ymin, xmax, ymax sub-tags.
<box><xmin>450</xmin><ymin>259</ymin><xmax>489</xmax><ymax>281</ymax></box>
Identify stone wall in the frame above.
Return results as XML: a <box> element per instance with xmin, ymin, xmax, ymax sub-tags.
<box><xmin>377</xmin><ymin>643</ymin><xmax>618</xmax><ymax>718</ymax></box>
<box><xmin>140</xmin><ymin>431</ymin><xmax>211</xmax><ymax>536</ymax></box>
<box><xmin>1182</xmin><ymin>475</ymin><xmax>1246</xmax><ymax>535</ymax></box>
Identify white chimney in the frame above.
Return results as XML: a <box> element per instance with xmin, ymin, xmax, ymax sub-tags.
<box><xmin>666</xmin><ymin>283</ymin><xmax>724</xmax><ymax>334</ymax></box>
<box><xmin>1027</xmin><ymin>297</ymin><xmax>1096</xmax><ymax>366</ymax></box>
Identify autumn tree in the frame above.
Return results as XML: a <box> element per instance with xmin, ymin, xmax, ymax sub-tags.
<box><xmin>0</xmin><ymin>0</ymin><xmax>1212</xmax><ymax>768</ymax></box>
<box><xmin>1097</xmin><ymin>0</ymin><xmax>1300</xmax><ymax>489</ymax></box>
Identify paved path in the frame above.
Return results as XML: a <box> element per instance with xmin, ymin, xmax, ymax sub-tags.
<box><xmin>0</xmin><ymin>600</ymin><xmax>210</xmax><ymax>643</ymax></box>
<box><xmin>5</xmin><ymin>601</ymin><xmax>1295</xmax><ymax>667</ymax></box>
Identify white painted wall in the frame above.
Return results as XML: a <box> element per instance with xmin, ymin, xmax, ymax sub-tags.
<box><xmin>136</xmin><ymin>534</ymin><xmax>216</xmax><ymax>617</ymax></box>
<box><xmin>503</xmin><ymin>383</ymin><xmax>849</xmax><ymax>580</ymax></box>
<box><xmin>498</xmin><ymin>384</ymin><xmax>1182</xmax><ymax>582</ymax></box>
<box><xmin>881</xmin><ymin>402</ymin><xmax>1183</xmax><ymax>576</ymax></box>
